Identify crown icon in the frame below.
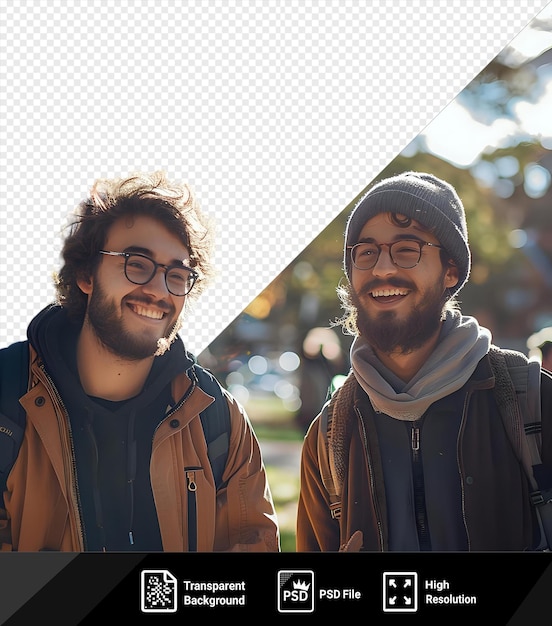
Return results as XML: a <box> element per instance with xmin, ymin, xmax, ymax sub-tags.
<box><xmin>293</xmin><ymin>580</ymin><xmax>311</xmax><ymax>591</ymax></box>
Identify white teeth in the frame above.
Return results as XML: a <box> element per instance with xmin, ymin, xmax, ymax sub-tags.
<box><xmin>133</xmin><ymin>305</ymin><xmax>164</xmax><ymax>319</ymax></box>
<box><xmin>371</xmin><ymin>288</ymin><xmax>408</xmax><ymax>297</ymax></box>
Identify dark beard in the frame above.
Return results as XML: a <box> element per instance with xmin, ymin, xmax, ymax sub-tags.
<box><xmin>86</xmin><ymin>283</ymin><xmax>181</xmax><ymax>360</ymax></box>
<box><xmin>350</xmin><ymin>282</ymin><xmax>447</xmax><ymax>354</ymax></box>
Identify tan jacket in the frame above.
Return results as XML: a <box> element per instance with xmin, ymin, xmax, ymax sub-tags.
<box><xmin>1</xmin><ymin>346</ymin><xmax>279</xmax><ymax>552</ymax></box>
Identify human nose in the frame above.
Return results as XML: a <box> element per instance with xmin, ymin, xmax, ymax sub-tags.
<box><xmin>142</xmin><ymin>266</ymin><xmax>171</xmax><ymax>297</ymax></box>
<box><xmin>371</xmin><ymin>244</ymin><xmax>397</xmax><ymax>277</ymax></box>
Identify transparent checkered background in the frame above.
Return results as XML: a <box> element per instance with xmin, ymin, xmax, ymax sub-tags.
<box><xmin>1</xmin><ymin>1</ymin><xmax>549</xmax><ymax>355</ymax></box>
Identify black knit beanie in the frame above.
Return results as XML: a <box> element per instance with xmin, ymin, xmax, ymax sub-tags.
<box><xmin>344</xmin><ymin>171</ymin><xmax>470</xmax><ymax>297</ymax></box>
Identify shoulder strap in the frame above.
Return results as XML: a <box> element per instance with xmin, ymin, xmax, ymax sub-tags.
<box><xmin>488</xmin><ymin>345</ymin><xmax>551</xmax><ymax>550</ymax></box>
<box><xmin>488</xmin><ymin>346</ymin><xmax>539</xmax><ymax>479</ymax></box>
<box><xmin>318</xmin><ymin>370</ymin><xmax>357</xmax><ymax>518</ymax></box>
<box><xmin>0</xmin><ymin>341</ymin><xmax>30</xmax><ymax>492</ymax></box>
<box><xmin>190</xmin><ymin>364</ymin><xmax>231</xmax><ymax>490</ymax></box>
<box><xmin>317</xmin><ymin>404</ymin><xmax>336</xmax><ymax>499</ymax></box>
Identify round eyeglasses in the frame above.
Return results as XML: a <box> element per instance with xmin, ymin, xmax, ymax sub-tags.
<box><xmin>99</xmin><ymin>250</ymin><xmax>199</xmax><ymax>296</ymax></box>
<box><xmin>348</xmin><ymin>239</ymin><xmax>444</xmax><ymax>270</ymax></box>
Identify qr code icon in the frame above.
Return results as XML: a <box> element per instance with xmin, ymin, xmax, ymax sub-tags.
<box><xmin>140</xmin><ymin>569</ymin><xmax>178</xmax><ymax>613</ymax></box>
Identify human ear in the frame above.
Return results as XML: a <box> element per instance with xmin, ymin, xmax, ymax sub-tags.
<box><xmin>76</xmin><ymin>274</ymin><xmax>93</xmax><ymax>295</ymax></box>
<box><xmin>444</xmin><ymin>262</ymin><xmax>459</xmax><ymax>290</ymax></box>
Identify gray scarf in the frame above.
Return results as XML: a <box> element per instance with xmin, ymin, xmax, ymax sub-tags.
<box><xmin>350</xmin><ymin>309</ymin><xmax>492</xmax><ymax>421</ymax></box>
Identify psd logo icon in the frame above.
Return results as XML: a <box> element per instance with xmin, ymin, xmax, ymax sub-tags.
<box><xmin>277</xmin><ymin>570</ymin><xmax>314</xmax><ymax>613</ymax></box>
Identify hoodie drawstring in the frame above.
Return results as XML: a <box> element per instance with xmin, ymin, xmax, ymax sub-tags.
<box><xmin>127</xmin><ymin>409</ymin><xmax>137</xmax><ymax>546</ymax></box>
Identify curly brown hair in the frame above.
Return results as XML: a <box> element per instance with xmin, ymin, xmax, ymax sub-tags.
<box><xmin>55</xmin><ymin>171</ymin><xmax>216</xmax><ymax>321</ymax></box>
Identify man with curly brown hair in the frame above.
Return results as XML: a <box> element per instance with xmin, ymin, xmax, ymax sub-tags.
<box><xmin>0</xmin><ymin>172</ymin><xmax>279</xmax><ymax>552</ymax></box>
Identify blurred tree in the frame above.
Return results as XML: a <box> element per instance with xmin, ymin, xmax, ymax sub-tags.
<box><xmin>458</xmin><ymin>13</ymin><xmax>552</xmax><ymax>122</ymax></box>
<box><xmin>201</xmin><ymin>30</ymin><xmax>552</xmax><ymax>430</ymax></box>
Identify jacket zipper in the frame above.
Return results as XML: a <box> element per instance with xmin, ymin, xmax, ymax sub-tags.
<box><xmin>457</xmin><ymin>390</ymin><xmax>473</xmax><ymax>551</ymax></box>
<box><xmin>410</xmin><ymin>420</ymin><xmax>432</xmax><ymax>550</ymax></box>
<box><xmin>355</xmin><ymin>406</ymin><xmax>385</xmax><ymax>550</ymax></box>
<box><xmin>185</xmin><ymin>468</ymin><xmax>200</xmax><ymax>551</ymax></box>
<box><xmin>153</xmin><ymin>371</ymin><xmax>202</xmax><ymax>552</ymax></box>
<box><xmin>38</xmin><ymin>364</ymin><xmax>86</xmax><ymax>550</ymax></box>
<box><xmin>152</xmin><ymin>370</ymin><xmax>197</xmax><ymax>438</ymax></box>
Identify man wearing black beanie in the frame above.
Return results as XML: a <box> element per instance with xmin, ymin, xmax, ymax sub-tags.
<box><xmin>297</xmin><ymin>171</ymin><xmax>552</xmax><ymax>552</ymax></box>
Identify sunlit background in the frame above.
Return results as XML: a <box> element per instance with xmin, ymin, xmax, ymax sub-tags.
<box><xmin>198</xmin><ymin>7</ymin><xmax>552</xmax><ymax>550</ymax></box>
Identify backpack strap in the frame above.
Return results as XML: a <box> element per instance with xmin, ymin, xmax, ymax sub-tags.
<box><xmin>188</xmin><ymin>363</ymin><xmax>231</xmax><ymax>490</ymax></box>
<box><xmin>317</xmin><ymin>403</ymin><xmax>339</xmax><ymax>517</ymax></box>
<box><xmin>0</xmin><ymin>341</ymin><xmax>30</xmax><ymax>493</ymax></box>
<box><xmin>488</xmin><ymin>345</ymin><xmax>551</xmax><ymax>550</ymax></box>
<box><xmin>318</xmin><ymin>370</ymin><xmax>357</xmax><ymax>519</ymax></box>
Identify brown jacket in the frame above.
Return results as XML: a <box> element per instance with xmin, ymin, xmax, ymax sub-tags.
<box><xmin>1</xmin><ymin>346</ymin><xmax>279</xmax><ymax>552</ymax></box>
<box><xmin>297</xmin><ymin>354</ymin><xmax>552</xmax><ymax>552</ymax></box>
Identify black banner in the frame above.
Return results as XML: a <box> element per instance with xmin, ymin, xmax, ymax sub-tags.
<box><xmin>0</xmin><ymin>552</ymin><xmax>550</xmax><ymax>624</ymax></box>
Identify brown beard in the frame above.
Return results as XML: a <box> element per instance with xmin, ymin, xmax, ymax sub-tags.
<box><xmin>86</xmin><ymin>282</ymin><xmax>181</xmax><ymax>360</ymax></box>
<box><xmin>349</xmin><ymin>279</ymin><xmax>448</xmax><ymax>354</ymax></box>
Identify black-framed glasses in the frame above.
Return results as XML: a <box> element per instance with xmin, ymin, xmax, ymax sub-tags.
<box><xmin>99</xmin><ymin>250</ymin><xmax>199</xmax><ymax>296</ymax></box>
<box><xmin>348</xmin><ymin>239</ymin><xmax>444</xmax><ymax>270</ymax></box>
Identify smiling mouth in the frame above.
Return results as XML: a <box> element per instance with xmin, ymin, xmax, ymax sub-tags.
<box><xmin>371</xmin><ymin>288</ymin><xmax>409</xmax><ymax>298</ymax></box>
<box><xmin>128</xmin><ymin>303</ymin><xmax>167</xmax><ymax>320</ymax></box>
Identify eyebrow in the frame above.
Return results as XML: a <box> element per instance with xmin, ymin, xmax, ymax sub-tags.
<box><xmin>122</xmin><ymin>245</ymin><xmax>189</xmax><ymax>267</ymax></box>
<box><xmin>356</xmin><ymin>233</ymin><xmax>428</xmax><ymax>244</ymax></box>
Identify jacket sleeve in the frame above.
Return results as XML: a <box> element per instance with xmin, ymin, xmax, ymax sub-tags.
<box><xmin>296</xmin><ymin>414</ymin><xmax>341</xmax><ymax>551</ymax></box>
<box><xmin>213</xmin><ymin>391</ymin><xmax>280</xmax><ymax>552</ymax></box>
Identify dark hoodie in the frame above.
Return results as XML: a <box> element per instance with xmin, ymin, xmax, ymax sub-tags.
<box><xmin>28</xmin><ymin>305</ymin><xmax>194</xmax><ymax>551</ymax></box>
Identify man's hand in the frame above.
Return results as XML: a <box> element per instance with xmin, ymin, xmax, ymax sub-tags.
<box><xmin>339</xmin><ymin>530</ymin><xmax>363</xmax><ymax>552</ymax></box>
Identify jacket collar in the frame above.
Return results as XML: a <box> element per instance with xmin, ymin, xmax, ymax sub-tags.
<box><xmin>168</xmin><ymin>366</ymin><xmax>216</xmax><ymax>430</ymax></box>
<box><xmin>463</xmin><ymin>352</ymin><xmax>496</xmax><ymax>392</ymax></box>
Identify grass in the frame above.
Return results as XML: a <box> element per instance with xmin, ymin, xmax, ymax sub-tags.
<box><xmin>265</xmin><ymin>464</ymin><xmax>299</xmax><ymax>552</ymax></box>
<box><xmin>245</xmin><ymin>394</ymin><xmax>304</xmax><ymax>552</ymax></box>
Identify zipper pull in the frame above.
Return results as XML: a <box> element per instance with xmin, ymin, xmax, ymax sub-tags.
<box><xmin>186</xmin><ymin>470</ymin><xmax>197</xmax><ymax>492</ymax></box>
<box><xmin>411</xmin><ymin>425</ymin><xmax>420</xmax><ymax>452</ymax></box>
